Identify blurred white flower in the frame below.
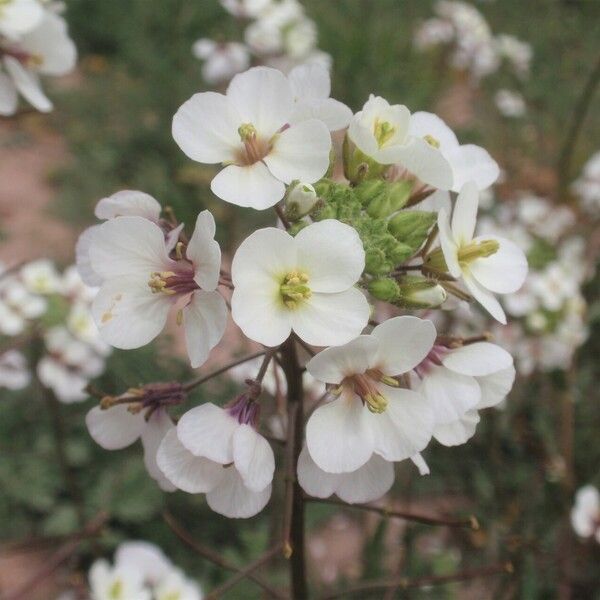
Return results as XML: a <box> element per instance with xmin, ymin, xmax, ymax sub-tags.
<box><xmin>572</xmin><ymin>150</ymin><xmax>600</xmax><ymax>214</ymax></box>
<box><xmin>0</xmin><ymin>0</ymin><xmax>44</xmax><ymax>39</ymax></box>
<box><xmin>172</xmin><ymin>66</ymin><xmax>331</xmax><ymax>209</ymax></box>
<box><xmin>495</xmin><ymin>89</ymin><xmax>526</xmax><ymax>118</ymax></box>
<box><xmin>495</xmin><ymin>34</ymin><xmax>531</xmax><ymax>79</ymax></box>
<box><xmin>89</xmin><ymin>559</ymin><xmax>150</xmax><ymax>600</ymax></box>
<box><xmin>20</xmin><ymin>258</ymin><xmax>61</xmax><ymax>294</ymax></box>
<box><xmin>220</xmin><ymin>0</ymin><xmax>272</xmax><ymax>18</ymax></box>
<box><xmin>0</xmin><ymin>349</ymin><xmax>30</xmax><ymax>390</ymax></box>
<box><xmin>0</xmin><ymin>269</ymin><xmax>46</xmax><ymax>336</ymax></box>
<box><xmin>231</xmin><ymin>219</ymin><xmax>369</xmax><ymax>347</ymax></box>
<box><xmin>571</xmin><ymin>485</ymin><xmax>600</xmax><ymax>543</ymax></box>
<box><xmin>192</xmin><ymin>38</ymin><xmax>250</xmax><ymax>85</ymax></box>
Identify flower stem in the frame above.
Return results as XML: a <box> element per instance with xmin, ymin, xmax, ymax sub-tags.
<box><xmin>280</xmin><ymin>337</ymin><xmax>308</xmax><ymax>599</ymax></box>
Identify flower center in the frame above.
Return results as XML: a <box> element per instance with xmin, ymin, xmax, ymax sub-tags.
<box><xmin>343</xmin><ymin>369</ymin><xmax>400</xmax><ymax>414</ymax></box>
<box><xmin>423</xmin><ymin>134</ymin><xmax>440</xmax><ymax>148</ymax></box>
<box><xmin>457</xmin><ymin>239</ymin><xmax>499</xmax><ymax>267</ymax></box>
<box><xmin>280</xmin><ymin>270</ymin><xmax>311</xmax><ymax>309</ymax></box>
<box><xmin>236</xmin><ymin>122</ymin><xmax>271</xmax><ymax>165</ymax></box>
<box><xmin>148</xmin><ymin>269</ymin><xmax>198</xmax><ymax>296</ymax></box>
<box><xmin>373</xmin><ymin>118</ymin><xmax>396</xmax><ymax>148</ymax></box>
<box><xmin>108</xmin><ymin>579</ymin><xmax>124</xmax><ymax>600</ymax></box>
<box><xmin>414</xmin><ymin>344</ymin><xmax>448</xmax><ymax>378</ymax></box>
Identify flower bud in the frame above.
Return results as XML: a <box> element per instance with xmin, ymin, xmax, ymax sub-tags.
<box><xmin>342</xmin><ymin>134</ymin><xmax>386</xmax><ymax>184</ymax></box>
<box><xmin>366</xmin><ymin>181</ymin><xmax>413</xmax><ymax>218</ymax></box>
<box><xmin>365</xmin><ymin>247</ymin><xmax>393</xmax><ymax>275</ymax></box>
<box><xmin>388</xmin><ymin>210</ymin><xmax>437</xmax><ymax>249</ymax></box>
<box><xmin>285</xmin><ymin>182</ymin><xmax>319</xmax><ymax>220</ymax></box>
<box><xmin>396</xmin><ymin>275</ymin><xmax>447</xmax><ymax>308</ymax></box>
<box><xmin>368</xmin><ymin>278</ymin><xmax>400</xmax><ymax>302</ymax></box>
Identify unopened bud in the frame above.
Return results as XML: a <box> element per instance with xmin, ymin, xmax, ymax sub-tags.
<box><xmin>366</xmin><ymin>181</ymin><xmax>413</xmax><ymax>218</ymax></box>
<box><xmin>368</xmin><ymin>278</ymin><xmax>400</xmax><ymax>302</ymax></box>
<box><xmin>365</xmin><ymin>247</ymin><xmax>393</xmax><ymax>276</ymax></box>
<box><xmin>388</xmin><ymin>210</ymin><xmax>437</xmax><ymax>248</ymax></box>
<box><xmin>285</xmin><ymin>182</ymin><xmax>318</xmax><ymax>220</ymax></box>
<box><xmin>396</xmin><ymin>276</ymin><xmax>447</xmax><ymax>308</ymax></box>
<box><xmin>343</xmin><ymin>134</ymin><xmax>385</xmax><ymax>184</ymax></box>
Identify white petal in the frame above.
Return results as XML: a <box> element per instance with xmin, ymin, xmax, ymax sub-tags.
<box><xmin>369</xmin><ymin>388</ymin><xmax>434</xmax><ymax>461</ymax></box>
<box><xmin>291</xmin><ymin>98</ymin><xmax>352</xmax><ymax>132</ymax></box>
<box><xmin>371</xmin><ymin>316</ymin><xmax>436</xmax><ymax>375</ymax></box>
<box><xmin>437</xmin><ymin>208</ymin><xmax>461</xmax><ymax>277</ymax></box>
<box><xmin>0</xmin><ymin>0</ymin><xmax>43</xmax><ymax>38</ymax></box>
<box><xmin>296</xmin><ymin>445</ymin><xmax>340</xmax><ymax>498</ymax></box>
<box><xmin>89</xmin><ymin>216</ymin><xmax>172</xmax><ymax>279</ymax></box>
<box><xmin>211</xmin><ymin>162</ymin><xmax>285</xmax><ymax>209</ymax></box>
<box><xmin>86</xmin><ymin>405</ymin><xmax>145</xmax><ymax>450</ymax></box>
<box><xmin>3</xmin><ymin>57</ymin><xmax>52</xmax><ymax>112</ymax></box>
<box><xmin>95</xmin><ymin>190</ymin><xmax>161</xmax><ymax>221</ymax></box>
<box><xmin>394</xmin><ymin>137</ymin><xmax>454</xmax><ymax>190</ymax></box>
<box><xmin>156</xmin><ymin>429</ymin><xmax>223</xmax><ymax>493</ymax></box>
<box><xmin>0</xmin><ymin>72</ymin><xmax>18</xmax><ymax>116</ymax></box>
<box><xmin>177</xmin><ymin>404</ymin><xmax>237</xmax><ymax>463</ymax></box>
<box><xmin>476</xmin><ymin>365</ymin><xmax>515</xmax><ymax>409</ymax></box>
<box><xmin>306</xmin><ymin>390</ymin><xmax>374</xmax><ymax>473</ymax></box>
<box><xmin>141</xmin><ymin>410</ymin><xmax>177</xmax><ymax>492</ymax></box>
<box><xmin>290</xmin><ymin>287</ymin><xmax>369</xmax><ymax>347</ymax></box>
<box><xmin>207</xmin><ymin>468</ymin><xmax>272</xmax><ymax>518</ymax></box>
<box><xmin>115</xmin><ymin>541</ymin><xmax>172</xmax><ymax>586</ymax></box>
<box><xmin>75</xmin><ymin>225</ymin><xmax>103</xmax><ymax>287</ymax></box>
<box><xmin>433</xmin><ymin>410</ymin><xmax>480</xmax><ymax>447</ymax></box>
<box><xmin>463</xmin><ymin>271</ymin><xmax>507</xmax><ymax>324</ymax></box>
<box><xmin>231</xmin><ymin>284</ymin><xmax>292</xmax><ymax>346</ymax></box>
<box><xmin>419</xmin><ymin>366</ymin><xmax>481</xmax><ymax>425</ymax></box>
<box><xmin>408</xmin><ymin>112</ymin><xmax>459</xmax><ymax>150</ymax></box>
<box><xmin>93</xmin><ymin>276</ymin><xmax>172</xmax><ymax>349</ymax></box>
<box><xmin>469</xmin><ymin>236</ymin><xmax>528</xmax><ymax>294</ymax></box>
<box><xmin>335</xmin><ymin>454</ymin><xmax>394</xmax><ymax>504</ymax></box>
<box><xmin>264</xmin><ymin>118</ymin><xmax>331</xmax><ymax>184</ymax></box>
<box><xmin>232</xmin><ymin>425</ymin><xmax>275</xmax><ymax>492</ymax></box>
<box><xmin>410</xmin><ymin>453</ymin><xmax>430</xmax><ymax>475</ymax></box>
<box><xmin>442</xmin><ymin>342</ymin><xmax>513</xmax><ymax>377</ymax></box>
<box><xmin>172</xmin><ymin>91</ymin><xmax>239</xmax><ymax>163</ymax></box>
<box><xmin>451</xmin><ymin>181</ymin><xmax>479</xmax><ymax>244</ymax></box>
<box><xmin>295</xmin><ymin>220</ymin><xmax>365</xmax><ymax>293</ymax></box>
<box><xmin>226</xmin><ymin>66</ymin><xmax>293</xmax><ymax>137</ymax></box>
<box><xmin>288</xmin><ymin>63</ymin><xmax>330</xmax><ymax>99</ymax></box>
<box><xmin>20</xmin><ymin>13</ymin><xmax>77</xmax><ymax>76</ymax></box>
<box><xmin>231</xmin><ymin>226</ymin><xmax>296</xmax><ymax>288</ymax></box>
<box><xmin>187</xmin><ymin>210</ymin><xmax>221</xmax><ymax>290</ymax></box>
<box><xmin>307</xmin><ymin>335</ymin><xmax>378</xmax><ymax>385</ymax></box>
<box><xmin>446</xmin><ymin>144</ymin><xmax>500</xmax><ymax>192</ymax></box>
<box><xmin>183</xmin><ymin>290</ymin><xmax>228</xmax><ymax>368</ymax></box>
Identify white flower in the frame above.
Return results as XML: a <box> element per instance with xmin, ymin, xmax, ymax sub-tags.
<box><xmin>571</xmin><ymin>485</ymin><xmax>600</xmax><ymax>543</ymax></box>
<box><xmin>20</xmin><ymin>259</ymin><xmax>61</xmax><ymax>294</ymax></box>
<box><xmin>414</xmin><ymin>341</ymin><xmax>515</xmax><ymax>446</ymax></box>
<box><xmin>0</xmin><ymin>0</ymin><xmax>44</xmax><ymax>39</ymax></box>
<box><xmin>157</xmin><ymin>401</ymin><xmax>275</xmax><ymax>518</ymax></box>
<box><xmin>572</xmin><ymin>150</ymin><xmax>600</xmax><ymax>214</ymax></box>
<box><xmin>436</xmin><ymin>181</ymin><xmax>527</xmax><ymax>323</ymax></box>
<box><xmin>414</xmin><ymin>18</ymin><xmax>454</xmax><ymax>50</ymax></box>
<box><xmin>114</xmin><ymin>541</ymin><xmax>173</xmax><ymax>587</ymax></box>
<box><xmin>494</xmin><ymin>89</ymin><xmax>526</xmax><ymax>118</ymax></box>
<box><xmin>231</xmin><ymin>219</ymin><xmax>369</xmax><ymax>347</ymax></box>
<box><xmin>192</xmin><ymin>39</ymin><xmax>250</xmax><ymax>85</ymax></box>
<box><xmin>220</xmin><ymin>0</ymin><xmax>272</xmax><ymax>18</ymax></box>
<box><xmin>0</xmin><ymin>272</ymin><xmax>46</xmax><ymax>335</ymax></box>
<box><xmin>0</xmin><ymin>349</ymin><xmax>30</xmax><ymax>390</ymax></box>
<box><xmin>404</xmin><ymin>111</ymin><xmax>499</xmax><ymax>191</ymax></box>
<box><xmin>495</xmin><ymin>34</ymin><xmax>531</xmax><ymax>79</ymax></box>
<box><xmin>172</xmin><ymin>66</ymin><xmax>331</xmax><ymax>209</ymax></box>
<box><xmin>288</xmin><ymin>63</ymin><xmax>352</xmax><ymax>132</ymax></box>
<box><xmin>0</xmin><ymin>11</ymin><xmax>77</xmax><ymax>115</ymax></box>
<box><xmin>76</xmin><ymin>190</ymin><xmax>165</xmax><ymax>287</ymax></box>
<box><xmin>305</xmin><ymin>316</ymin><xmax>436</xmax><ymax>474</ymax></box>
<box><xmin>155</xmin><ymin>568</ymin><xmax>203</xmax><ymax>600</ymax></box>
<box><xmin>86</xmin><ymin>402</ymin><xmax>177</xmax><ymax>491</ymax></box>
<box><xmin>284</xmin><ymin>17</ymin><xmax>317</xmax><ymax>59</ymax></box>
<box><xmin>89</xmin><ymin>559</ymin><xmax>150</xmax><ymax>600</ymax></box>
<box><xmin>88</xmin><ymin>211</ymin><xmax>227</xmax><ymax>368</ymax></box>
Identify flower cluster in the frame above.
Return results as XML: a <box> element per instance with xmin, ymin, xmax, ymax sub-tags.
<box><xmin>0</xmin><ymin>259</ymin><xmax>110</xmax><ymax>400</ymax></box>
<box><xmin>69</xmin><ymin>540</ymin><xmax>202</xmax><ymax>600</ymax></box>
<box><xmin>0</xmin><ymin>0</ymin><xmax>76</xmax><ymax>115</ymax></box>
<box><xmin>192</xmin><ymin>0</ymin><xmax>330</xmax><ymax>85</ymax></box>
<box><xmin>572</xmin><ymin>150</ymin><xmax>600</xmax><ymax>215</ymax></box>
<box><xmin>80</xmin><ymin>62</ymin><xmax>527</xmax><ymax>519</ymax></box>
<box><xmin>414</xmin><ymin>0</ymin><xmax>531</xmax><ymax>117</ymax></box>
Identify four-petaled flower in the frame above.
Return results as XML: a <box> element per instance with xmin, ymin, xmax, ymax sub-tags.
<box><xmin>172</xmin><ymin>66</ymin><xmax>332</xmax><ymax>209</ymax></box>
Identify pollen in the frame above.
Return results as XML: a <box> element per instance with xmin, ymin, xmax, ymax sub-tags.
<box><xmin>373</xmin><ymin>118</ymin><xmax>396</xmax><ymax>148</ymax></box>
<box><xmin>458</xmin><ymin>239</ymin><xmax>500</xmax><ymax>266</ymax></box>
<box><xmin>423</xmin><ymin>134</ymin><xmax>440</xmax><ymax>148</ymax></box>
<box><xmin>280</xmin><ymin>270</ymin><xmax>311</xmax><ymax>309</ymax></box>
<box><xmin>148</xmin><ymin>271</ymin><xmax>177</xmax><ymax>294</ymax></box>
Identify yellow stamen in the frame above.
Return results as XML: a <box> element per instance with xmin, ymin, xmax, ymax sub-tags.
<box><xmin>148</xmin><ymin>271</ymin><xmax>176</xmax><ymax>294</ymax></box>
<box><xmin>280</xmin><ymin>270</ymin><xmax>311</xmax><ymax>309</ymax></box>
<box><xmin>457</xmin><ymin>239</ymin><xmax>499</xmax><ymax>266</ymax></box>
<box><xmin>373</xmin><ymin>118</ymin><xmax>396</xmax><ymax>148</ymax></box>
<box><xmin>423</xmin><ymin>134</ymin><xmax>440</xmax><ymax>148</ymax></box>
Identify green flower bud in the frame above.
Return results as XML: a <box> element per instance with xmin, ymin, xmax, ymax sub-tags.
<box><xmin>288</xmin><ymin>220</ymin><xmax>309</xmax><ymax>236</ymax></box>
<box><xmin>285</xmin><ymin>182</ymin><xmax>318</xmax><ymax>221</ymax></box>
<box><xmin>342</xmin><ymin>134</ymin><xmax>386</xmax><ymax>184</ymax></box>
<box><xmin>396</xmin><ymin>275</ymin><xmax>447</xmax><ymax>309</ymax></box>
<box><xmin>388</xmin><ymin>210</ymin><xmax>437</xmax><ymax>250</ymax></box>
<box><xmin>368</xmin><ymin>278</ymin><xmax>400</xmax><ymax>302</ymax></box>
<box><xmin>366</xmin><ymin>180</ymin><xmax>413</xmax><ymax>218</ymax></box>
<box><xmin>388</xmin><ymin>240</ymin><xmax>414</xmax><ymax>265</ymax></box>
<box><xmin>354</xmin><ymin>180</ymin><xmax>386</xmax><ymax>207</ymax></box>
<box><xmin>365</xmin><ymin>247</ymin><xmax>393</xmax><ymax>275</ymax></box>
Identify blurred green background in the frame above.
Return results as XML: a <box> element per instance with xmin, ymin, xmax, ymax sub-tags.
<box><xmin>1</xmin><ymin>0</ymin><xmax>599</xmax><ymax>598</ymax></box>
